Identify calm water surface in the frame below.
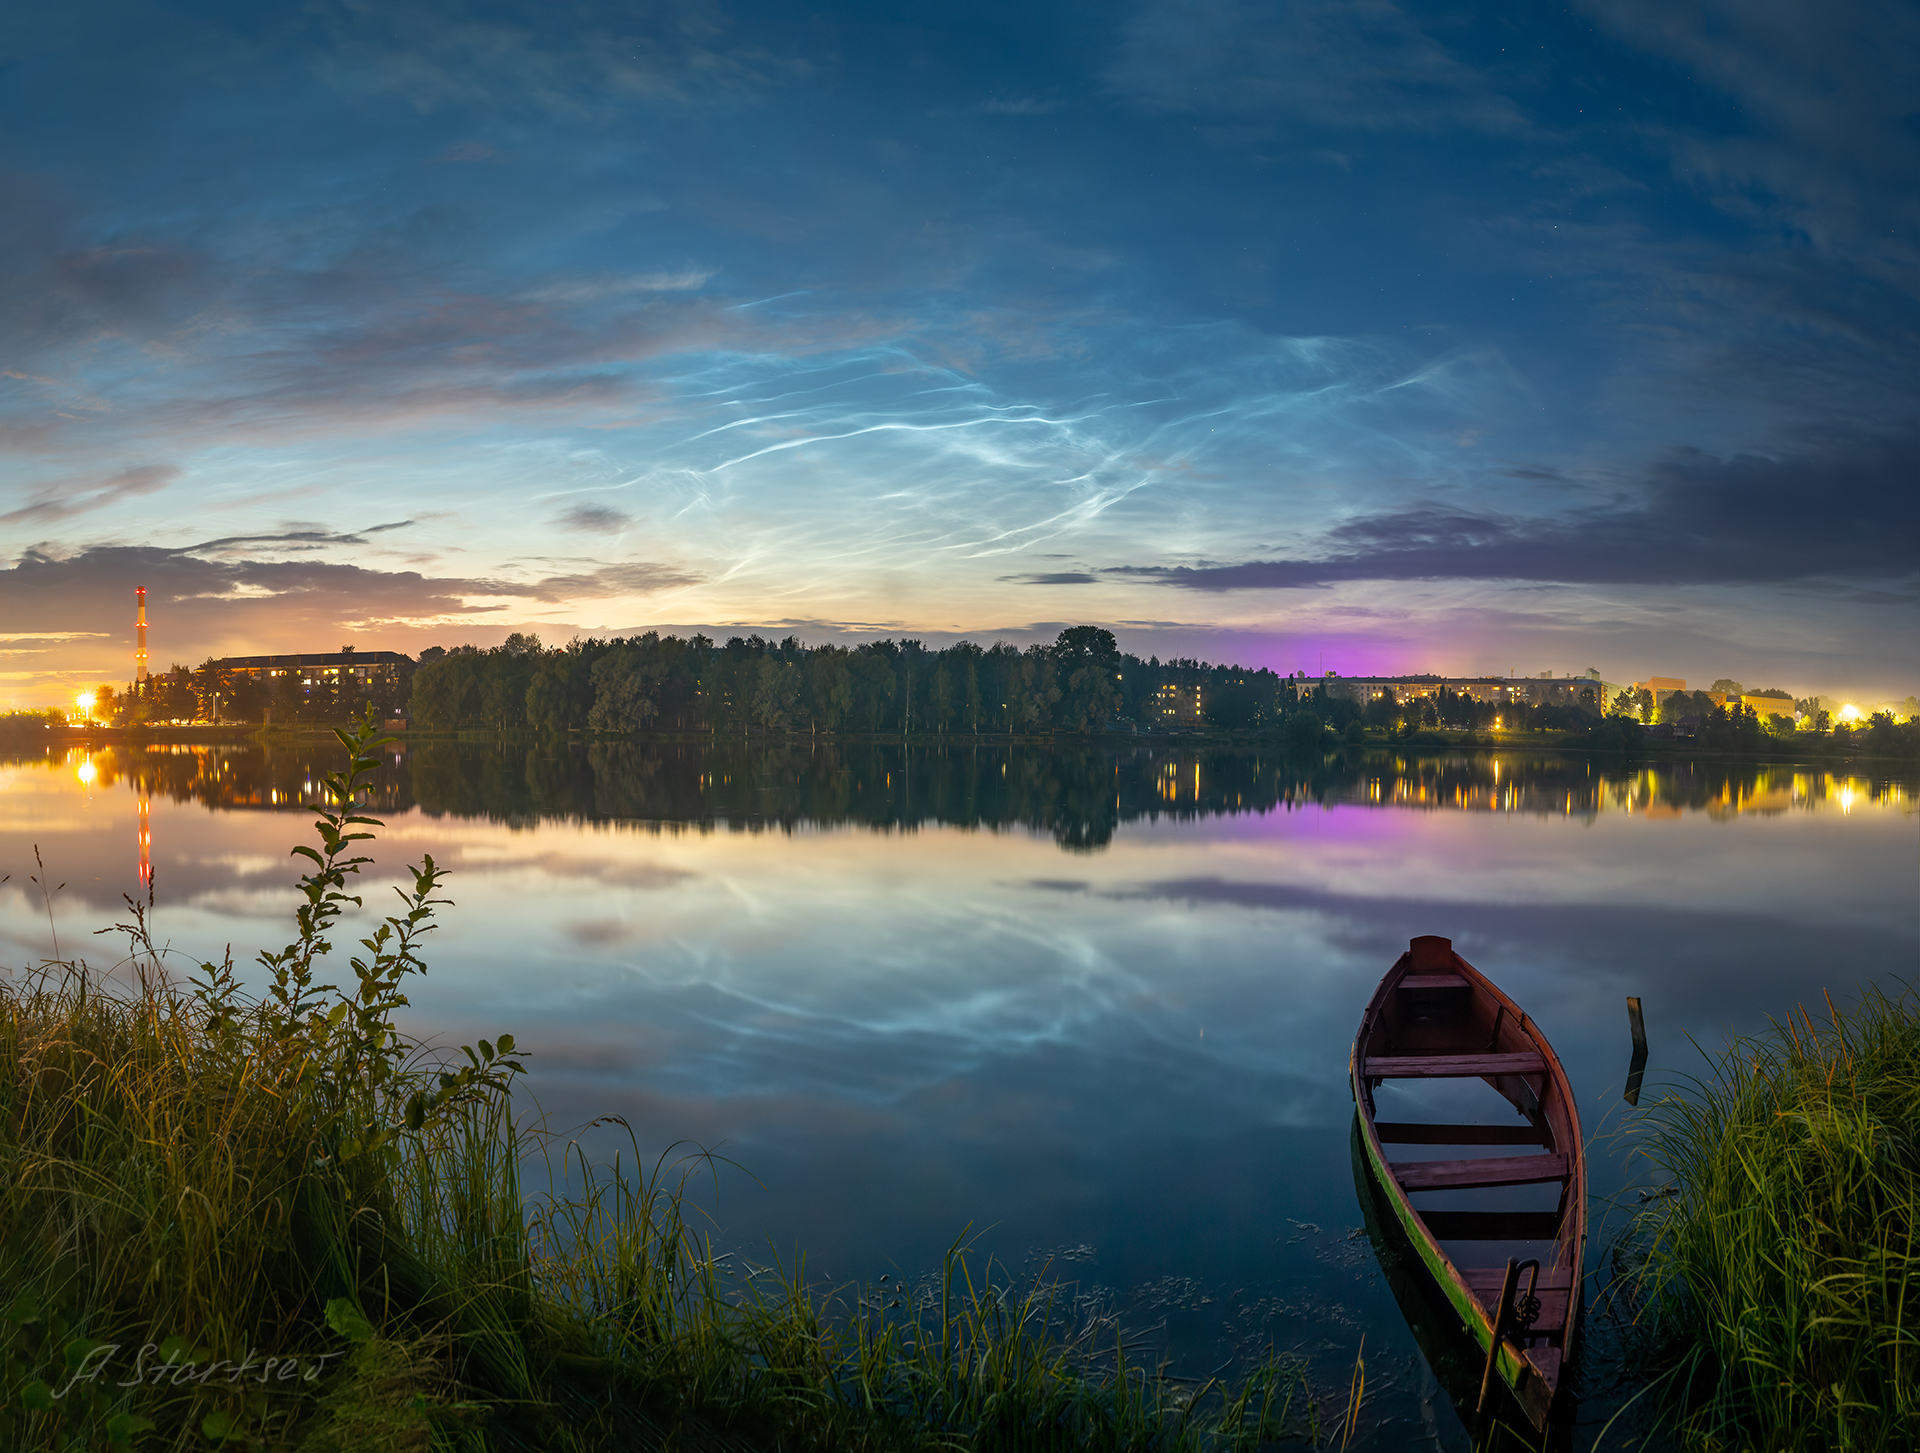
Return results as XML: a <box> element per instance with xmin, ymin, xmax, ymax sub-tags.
<box><xmin>4</xmin><ymin>740</ymin><xmax>1915</xmax><ymax>1449</ymax></box>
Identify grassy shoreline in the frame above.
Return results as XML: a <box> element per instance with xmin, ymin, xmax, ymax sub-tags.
<box><xmin>1</xmin><ymin>716</ymin><xmax>1327</xmax><ymax>1452</ymax></box>
<box><xmin>1619</xmin><ymin>984</ymin><xmax>1919</xmax><ymax>1451</ymax></box>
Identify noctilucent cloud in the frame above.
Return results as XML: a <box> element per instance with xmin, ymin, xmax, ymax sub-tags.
<box><xmin>4</xmin><ymin>1</ymin><xmax>1918</xmax><ymax>704</ymax></box>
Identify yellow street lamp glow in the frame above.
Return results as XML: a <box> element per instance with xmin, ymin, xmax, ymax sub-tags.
<box><xmin>75</xmin><ymin>691</ymin><xmax>95</xmax><ymax>714</ymax></box>
<box><xmin>1838</xmin><ymin>703</ymin><xmax>1862</xmax><ymax>723</ymax></box>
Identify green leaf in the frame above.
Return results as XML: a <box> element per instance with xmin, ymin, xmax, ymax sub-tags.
<box><xmin>6</xmin><ymin>1290</ymin><xmax>39</xmax><ymax>1325</ymax></box>
<box><xmin>106</xmin><ymin>1412</ymin><xmax>155</xmax><ymax>1443</ymax></box>
<box><xmin>495</xmin><ymin>1033</ymin><xmax>515</xmax><ymax>1055</ymax></box>
<box><xmin>64</xmin><ymin>1336</ymin><xmax>109</xmax><ymax>1369</ymax></box>
<box><xmin>323</xmin><ymin>1298</ymin><xmax>373</xmax><ymax>1343</ymax></box>
<box><xmin>21</xmin><ymin>1380</ymin><xmax>55</xmax><ymax>1412</ymax></box>
<box><xmin>201</xmin><ymin>1409</ymin><xmax>245</xmax><ymax>1441</ymax></box>
<box><xmin>478</xmin><ymin>1039</ymin><xmax>494</xmax><ymax>1062</ymax></box>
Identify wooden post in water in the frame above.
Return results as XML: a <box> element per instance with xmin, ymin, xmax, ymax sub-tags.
<box><xmin>1623</xmin><ymin>996</ymin><xmax>1649</xmax><ymax>1106</ymax></box>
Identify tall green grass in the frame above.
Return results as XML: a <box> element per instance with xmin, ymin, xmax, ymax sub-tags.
<box><xmin>1623</xmin><ymin>985</ymin><xmax>1919</xmax><ymax>1451</ymax></box>
<box><xmin>1</xmin><ymin>713</ymin><xmax>1328</xmax><ymax>1451</ymax></box>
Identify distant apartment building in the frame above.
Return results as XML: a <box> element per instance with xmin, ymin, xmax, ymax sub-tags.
<box><xmin>1740</xmin><ymin>693</ymin><xmax>1796</xmax><ymax>721</ymax></box>
<box><xmin>1633</xmin><ymin>676</ymin><xmax>1686</xmax><ymax>704</ymax></box>
<box><xmin>1317</xmin><ymin>673</ymin><xmax>1604</xmax><ymax>709</ymax></box>
<box><xmin>1151</xmin><ymin>682</ymin><xmax>1204</xmax><ymax>726</ymax></box>
<box><xmin>210</xmin><ymin>648</ymin><xmax>411</xmax><ymax>695</ymax></box>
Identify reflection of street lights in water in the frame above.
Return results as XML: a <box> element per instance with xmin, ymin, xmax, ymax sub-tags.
<box><xmin>76</xmin><ymin>759</ymin><xmax>97</xmax><ymax>787</ymax></box>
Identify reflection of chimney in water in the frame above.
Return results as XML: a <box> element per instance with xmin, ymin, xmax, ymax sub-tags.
<box><xmin>138</xmin><ymin>793</ymin><xmax>151</xmax><ymax>887</ymax></box>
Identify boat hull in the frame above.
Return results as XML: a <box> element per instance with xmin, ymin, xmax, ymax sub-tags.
<box><xmin>1349</xmin><ymin>936</ymin><xmax>1585</xmax><ymax>1432</ymax></box>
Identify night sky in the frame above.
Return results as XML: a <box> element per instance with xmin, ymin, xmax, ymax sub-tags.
<box><xmin>5</xmin><ymin>1</ymin><xmax>1918</xmax><ymax>704</ymax></box>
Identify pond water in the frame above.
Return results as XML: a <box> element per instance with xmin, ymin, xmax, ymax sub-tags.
<box><xmin>3</xmin><ymin>738</ymin><xmax>1915</xmax><ymax>1448</ymax></box>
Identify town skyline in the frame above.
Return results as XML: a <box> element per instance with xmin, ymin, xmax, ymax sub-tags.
<box><xmin>23</xmin><ymin>597</ymin><xmax>1911</xmax><ymax>726</ymax></box>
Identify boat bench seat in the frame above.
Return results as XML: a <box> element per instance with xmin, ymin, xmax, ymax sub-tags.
<box><xmin>1422</xmin><ymin>1209</ymin><xmax>1563</xmax><ymax>1239</ymax></box>
<box><xmin>1398</xmin><ymin>973</ymin><xmax>1469</xmax><ymax>991</ymax></box>
<box><xmin>1374</xmin><ymin>1121</ymin><xmax>1551</xmax><ymax>1146</ymax></box>
<box><xmin>1364</xmin><ymin>1051</ymin><xmax>1545</xmax><ymax>1079</ymax></box>
<box><xmin>1391</xmin><ymin>1152</ymin><xmax>1568</xmax><ymax>1191</ymax></box>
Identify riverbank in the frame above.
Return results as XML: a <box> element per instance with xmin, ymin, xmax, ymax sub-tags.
<box><xmin>0</xmin><ymin>717</ymin><xmax>1326</xmax><ymax>1452</ymax></box>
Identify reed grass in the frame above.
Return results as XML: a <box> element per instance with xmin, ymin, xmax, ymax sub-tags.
<box><xmin>1</xmin><ymin>712</ymin><xmax>1331</xmax><ymax>1451</ymax></box>
<box><xmin>1622</xmin><ymin>983</ymin><xmax>1920</xmax><ymax>1452</ymax></box>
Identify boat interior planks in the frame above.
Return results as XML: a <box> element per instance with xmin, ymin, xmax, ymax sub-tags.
<box><xmin>1349</xmin><ymin>934</ymin><xmax>1586</xmax><ymax>1433</ymax></box>
<box><xmin>1372</xmin><ymin>1121</ymin><xmax>1553</xmax><ymax>1146</ymax></box>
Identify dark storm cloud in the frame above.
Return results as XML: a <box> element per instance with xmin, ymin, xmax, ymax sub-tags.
<box><xmin>554</xmin><ymin>503</ymin><xmax>635</xmax><ymax>532</ymax></box>
<box><xmin>1118</xmin><ymin>432</ymin><xmax>1920</xmax><ymax>590</ymax></box>
<box><xmin>516</xmin><ymin>561</ymin><xmax>698</xmax><ymax>600</ymax></box>
<box><xmin>190</xmin><ymin>523</ymin><xmax>416</xmax><ymax>552</ymax></box>
<box><xmin>0</xmin><ymin>546</ymin><xmax>497</xmax><ymax>659</ymax></box>
<box><xmin>0</xmin><ymin>464</ymin><xmax>181</xmax><ymax>526</ymax></box>
<box><xmin>0</xmin><ymin>545</ymin><xmax>701</xmax><ymax>656</ymax></box>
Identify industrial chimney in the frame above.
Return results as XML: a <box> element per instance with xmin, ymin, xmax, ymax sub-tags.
<box><xmin>135</xmin><ymin>586</ymin><xmax>148</xmax><ymax>683</ymax></box>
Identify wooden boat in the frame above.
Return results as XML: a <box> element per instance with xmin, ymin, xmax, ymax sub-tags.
<box><xmin>1349</xmin><ymin>935</ymin><xmax>1585</xmax><ymax>1432</ymax></box>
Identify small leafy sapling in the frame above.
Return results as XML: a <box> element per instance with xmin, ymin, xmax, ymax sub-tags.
<box><xmin>231</xmin><ymin>706</ymin><xmax>529</xmax><ymax>1161</ymax></box>
<box><xmin>255</xmin><ymin>719</ymin><xmax>386</xmax><ymax>1022</ymax></box>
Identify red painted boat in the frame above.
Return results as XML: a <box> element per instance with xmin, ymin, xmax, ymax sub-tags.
<box><xmin>1350</xmin><ymin>935</ymin><xmax>1585</xmax><ymax>1431</ymax></box>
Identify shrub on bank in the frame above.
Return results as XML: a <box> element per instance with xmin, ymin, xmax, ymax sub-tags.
<box><xmin>1624</xmin><ymin>984</ymin><xmax>1920</xmax><ymax>1451</ymax></box>
<box><xmin>0</xmin><ymin>714</ymin><xmax>1323</xmax><ymax>1452</ymax></box>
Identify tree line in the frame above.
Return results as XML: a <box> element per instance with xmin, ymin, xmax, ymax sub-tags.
<box><xmin>46</xmin><ymin>628</ymin><xmax>1920</xmax><ymax>761</ymax></box>
<box><xmin>407</xmin><ymin>628</ymin><xmax>1305</xmax><ymax>736</ymax></box>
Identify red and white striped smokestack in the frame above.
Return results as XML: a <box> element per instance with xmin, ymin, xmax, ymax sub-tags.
<box><xmin>135</xmin><ymin>586</ymin><xmax>148</xmax><ymax>683</ymax></box>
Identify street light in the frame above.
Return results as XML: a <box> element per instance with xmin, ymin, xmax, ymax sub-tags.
<box><xmin>75</xmin><ymin>691</ymin><xmax>95</xmax><ymax>724</ymax></box>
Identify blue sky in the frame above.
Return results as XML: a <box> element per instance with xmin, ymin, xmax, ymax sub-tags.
<box><xmin>4</xmin><ymin>0</ymin><xmax>1918</xmax><ymax>703</ymax></box>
